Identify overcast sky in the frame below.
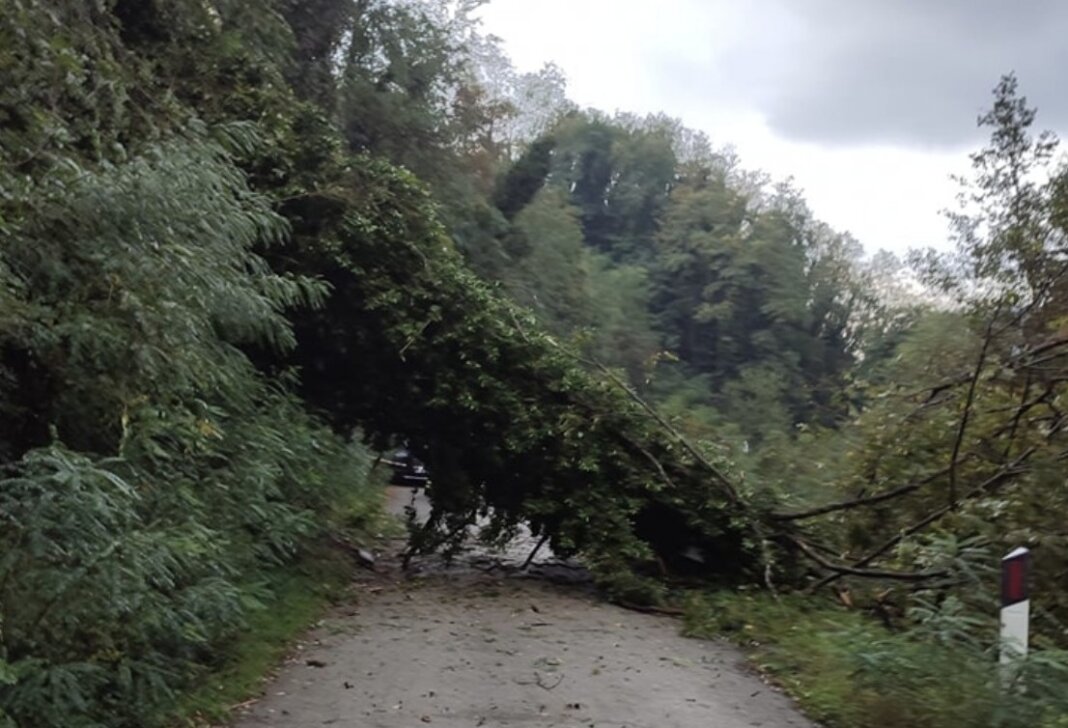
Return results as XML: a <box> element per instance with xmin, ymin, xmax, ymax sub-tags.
<box><xmin>476</xmin><ymin>0</ymin><xmax>1068</xmax><ymax>256</ymax></box>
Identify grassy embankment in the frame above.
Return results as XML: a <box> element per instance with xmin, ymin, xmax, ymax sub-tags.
<box><xmin>167</xmin><ymin>484</ymin><xmax>402</xmax><ymax>727</ymax></box>
<box><xmin>684</xmin><ymin>590</ymin><xmax>1068</xmax><ymax>728</ymax></box>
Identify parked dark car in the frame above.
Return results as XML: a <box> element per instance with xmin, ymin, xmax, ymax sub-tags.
<box><xmin>384</xmin><ymin>448</ymin><xmax>430</xmax><ymax>488</ymax></box>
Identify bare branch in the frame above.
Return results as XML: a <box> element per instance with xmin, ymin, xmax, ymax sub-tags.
<box><xmin>948</xmin><ymin>307</ymin><xmax>1000</xmax><ymax>505</ymax></box>
<box><xmin>810</xmin><ymin>447</ymin><xmax>1036</xmax><ymax>592</ymax></box>
<box><xmin>522</xmin><ymin>533</ymin><xmax>550</xmax><ymax>570</ymax></box>
<box><xmin>772</xmin><ymin>465</ymin><xmax>954</xmax><ymax>521</ymax></box>
<box><xmin>788</xmin><ymin>537</ymin><xmax>948</xmax><ymax>581</ymax></box>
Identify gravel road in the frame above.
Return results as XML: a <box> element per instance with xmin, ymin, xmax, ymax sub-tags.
<box><xmin>231</xmin><ymin>487</ymin><xmax>815</xmax><ymax>728</ymax></box>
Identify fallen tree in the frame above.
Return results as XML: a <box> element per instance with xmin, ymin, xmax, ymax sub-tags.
<box><xmin>264</xmin><ymin>155</ymin><xmax>1064</xmax><ymax>601</ymax></box>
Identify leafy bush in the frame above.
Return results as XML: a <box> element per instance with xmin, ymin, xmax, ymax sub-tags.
<box><xmin>0</xmin><ymin>134</ymin><xmax>379</xmax><ymax>726</ymax></box>
<box><xmin>684</xmin><ymin>591</ymin><xmax>1068</xmax><ymax>728</ymax></box>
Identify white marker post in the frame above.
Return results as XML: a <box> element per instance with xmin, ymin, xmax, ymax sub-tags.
<box><xmin>1000</xmin><ymin>546</ymin><xmax>1030</xmax><ymax>666</ymax></box>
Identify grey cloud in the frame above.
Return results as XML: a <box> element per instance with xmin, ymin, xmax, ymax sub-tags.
<box><xmin>695</xmin><ymin>0</ymin><xmax>1068</xmax><ymax>149</ymax></box>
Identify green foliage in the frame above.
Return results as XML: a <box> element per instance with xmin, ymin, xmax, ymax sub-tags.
<box><xmin>684</xmin><ymin>591</ymin><xmax>1068</xmax><ymax>728</ymax></box>
<box><xmin>583</xmin><ymin>257</ymin><xmax>661</xmax><ymax>383</ymax></box>
<box><xmin>543</xmin><ymin>113</ymin><xmax>677</xmax><ymax>264</ymax></box>
<box><xmin>339</xmin><ymin>0</ymin><xmax>466</xmax><ymax>161</ymax></box>
<box><xmin>493</xmin><ymin>135</ymin><xmax>556</xmax><ymax>220</ymax></box>
<box><xmin>2</xmin><ymin>131</ymin><xmax>317</xmax><ymax>455</ymax></box>
<box><xmin>334</xmin><ymin>0</ymin><xmax>514</xmax><ymax>278</ymax></box>
<box><xmin>0</xmin><ymin>8</ymin><xmax>381</xmax><ymax>715</ymax></box>
<box><xmin>272</xmin><ymin>156</ymin><xmax>763</xmax><ymax>591</ymax></box>
<box><xmin>0</xmin><ymin>1</ymin><xmax>143</xmax><ymax>178</ymax></box>
<box><xmin>788</xmin><ymin>78</ymin><xmax>1068</xmax><ymax>639</ymax></box>
<box><xmin>504</xmin><ymin>187</ymin><xmax>592</xmax><ymax>332</ymax></box>
<box><xmin>0</xmin><ymin>435</ymin><xmax>379</xmax><ymax>728</ymax></box>
<box><xmin>649</xmin><ymin>171</ymin><xmax>866</xmax><ymax>440</ymax></box>
<box><xmin>168</xmin><ymin>544</ymin><xmax>359</xmax><ymax>726</ymax></box>
<box><xmin>0</xmin><ymin>135</ymin><xmax>381</xmax><ymax>726</ymax></box>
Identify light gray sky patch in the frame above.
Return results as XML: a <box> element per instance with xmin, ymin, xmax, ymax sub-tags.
<box><xmin>710</xmin><ymin>0</ymin><xmax>1068</xmax><ymax>148</ymax></box>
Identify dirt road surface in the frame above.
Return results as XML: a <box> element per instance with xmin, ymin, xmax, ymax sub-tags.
<box><xmin>232</xmin><ymin>488</ymin><xmax>815</xmax><ymax>728</ymax></box>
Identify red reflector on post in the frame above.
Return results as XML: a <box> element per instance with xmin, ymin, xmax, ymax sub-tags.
<box><xmin>1001</xmin><ymin>547</ymin><xmax>1030</xmax><ymax>607</ymax></box>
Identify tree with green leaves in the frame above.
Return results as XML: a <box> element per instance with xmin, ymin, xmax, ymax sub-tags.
<box><xmin>776</xmin><ymin>77</ymin><xmax>1068</xmax><ymax>636</ymax></box>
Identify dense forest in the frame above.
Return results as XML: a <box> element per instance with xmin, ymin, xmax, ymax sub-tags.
<box><xmin>3</xmin><ymin>1</ymin><xmax>1068</xmax><ymax>726</ymax></box>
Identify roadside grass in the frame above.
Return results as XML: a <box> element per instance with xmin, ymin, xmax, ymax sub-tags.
<box><xmin>682</xmin><ymin>591</ymin><xmax>864</xmax><ymax>725</ymax></box>
<box><xmin>682</xmin><ymin>590</ymin><xmax>1068</xmax><ymax>728</ymax></box>
<box><xmin>166</xmin><ymin>481</ymin><xmax>401</xmax><ymax>727</ymax></box>
<box><xmin>167</xmin><ymin>548</ymin><xmax>352</xmax><ymax>727</ymax></box>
